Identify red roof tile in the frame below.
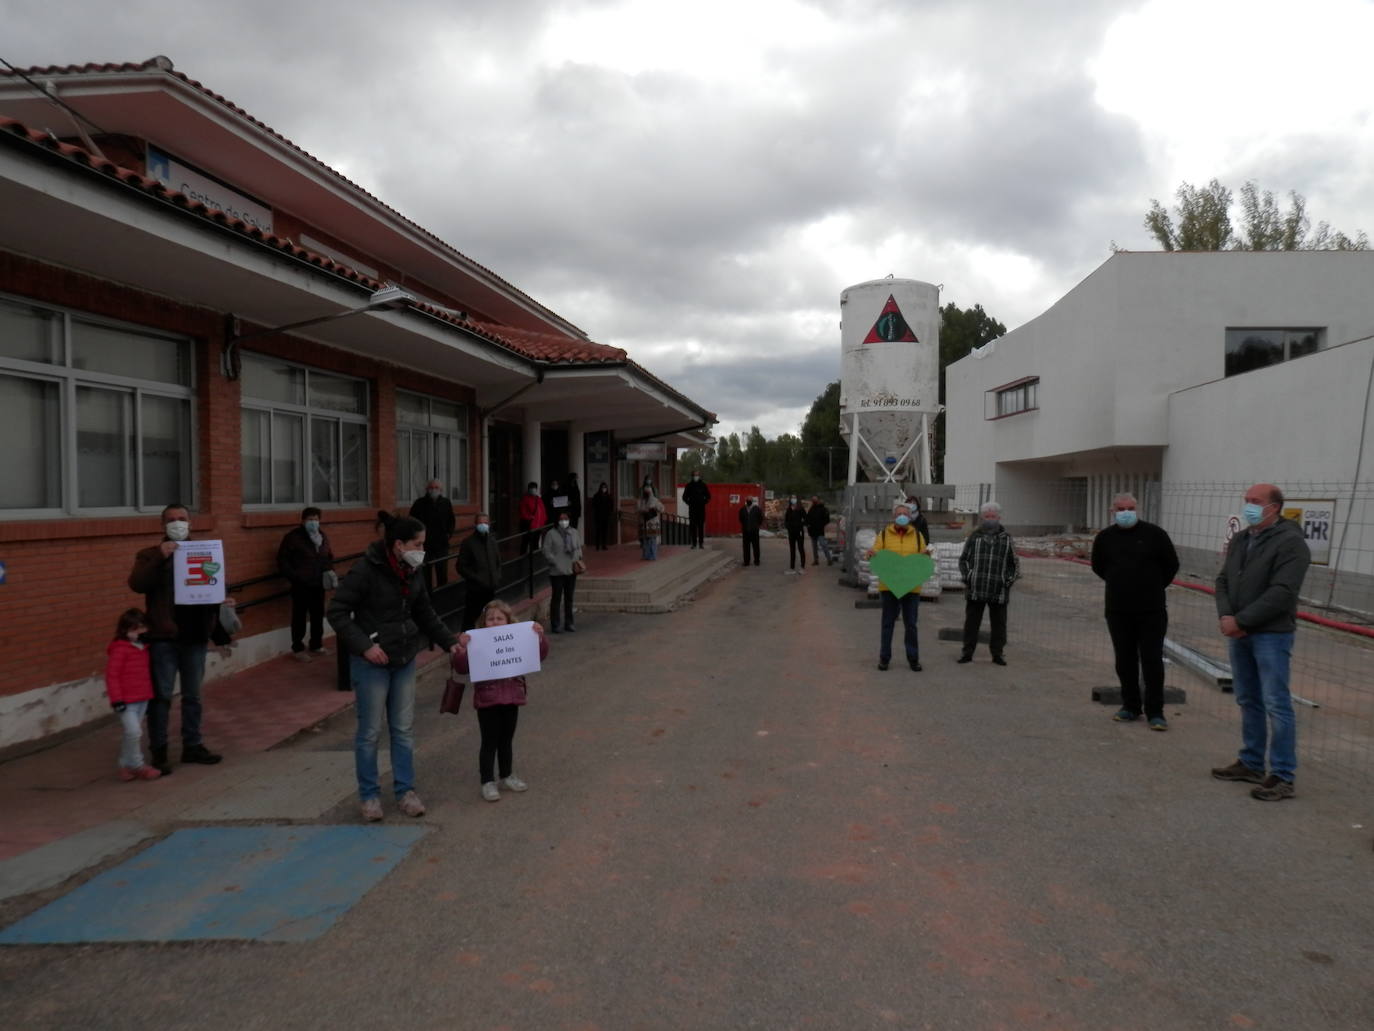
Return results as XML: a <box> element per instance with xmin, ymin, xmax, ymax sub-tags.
<box><xmin>0</xmin><ymin>58</ymin><xmax>583</xmax><ymax>337</ymax></box>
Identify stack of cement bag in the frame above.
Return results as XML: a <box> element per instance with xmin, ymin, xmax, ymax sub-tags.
<box><xmin>854</xmin><ymin>528</ymin><xmax>879</xmax><ymax>596</ymax></box>
<box><xmin>930</xmin><ymin>542</ymin><xmax>964</xmax><ymax>592</ymax></box>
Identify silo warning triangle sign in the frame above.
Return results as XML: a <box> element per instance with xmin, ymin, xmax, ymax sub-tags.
<box><xmin>862</xmin><ymin>295</ymin><xmax>919</xmax><ymax>343</ymax></box>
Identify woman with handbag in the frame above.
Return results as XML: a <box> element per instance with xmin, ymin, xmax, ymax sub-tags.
<box><xmin>327</xmin><ymin>516</ymin><xmax>461</xmax><ymax>823</ymax></box>
<box><xmin>541</xmin><ymin>512</ymin><xmax>584</xmax><ymax>633</ymax></box>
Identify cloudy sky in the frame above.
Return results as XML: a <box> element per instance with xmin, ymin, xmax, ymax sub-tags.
<box><xmin>7</xmin><ymin>0</ymin><xmax>1374</xmax><ymax>439</ymax></box>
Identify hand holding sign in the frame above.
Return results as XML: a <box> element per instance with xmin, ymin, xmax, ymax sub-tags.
<box><xmin>466</xmin><ymin>621</ymin><xmax>543</xmax><ymax>683</ymax></box>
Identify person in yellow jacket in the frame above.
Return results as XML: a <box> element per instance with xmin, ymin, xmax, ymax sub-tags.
<box><xmin>865</xmin><ymin>500</ymin><xmax>928</xmax><ymax>671</ymax></box>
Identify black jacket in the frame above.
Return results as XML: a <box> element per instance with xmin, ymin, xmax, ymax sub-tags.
<box><xmin>327</xmin><ymin>540</ymin><xmax>456</xmax><ymax>668</ymax></box>
<box><xmin>129</xmin><ymin>541</ymin><xmax>231</xmax><ymax>646</ymax></box>
<box><xmin>682</xmin><ymin>479</ymin><xmax>711</xmax><ymax>512</ymax></box>
<box><xmin>457</xmin><ymin>530</ymin><xmax>503</xmax><ymax>592</ymax></box>
<box><xmin>739</xmin><ymin>504</ymin><xmax>763</xmax><ymax>534</ymax></box>
<box><xmin>277</xmin><ymin>526</ymin><xmax>335</xmax><ymax>589</ymax></box>
<box><xmin>1215</xmin><ymin>517</ymin><xmax>1311</xmax><ymax>633</ymax></box>
<box><xmin>591</xmin><ymin>488</ymin><xmax>615</xmax><ymax>524</ymax></box>
<box><xmin>783</xmin><ymin>505</ymin><xmax>806</xmax><ymax>535</ymax></box>
<box><xmin>1090</xmin><ymin>521</ymin><xmax>1180</xmax><ymax>614</ymax></box>
<box><xmin>408</xmin><ymin>494</ymin><xmax>455</xmax><ymax>554</ymax></box>
<box><xmin>567</xmin><ymin>480</ymin><xmax>583</xmax><ymax>521</ymax></box>
<box><xmin>805</xmin><ymin>503</ymin><xmax>830</xmax><ymax>536</ymax></box>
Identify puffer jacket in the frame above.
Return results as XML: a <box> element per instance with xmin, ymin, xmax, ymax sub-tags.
<box><xmin>1215</xmin><ymin>517</ymin><xmax>1311</xmax><ymax>633</ymax></box>
<box><xmin>452</xmin><ymin>631</ymin><xmax>550</xmax><ymax>708</ymax></box>
<box><xmin>327</xmin><ymin>540</ymin><xmax>457</xmax><ymax>668</ymax></box>
<box><xmin>105</xmin><ymin>639</ymin><xmax>154</xmax><ymax>704</ymax></box>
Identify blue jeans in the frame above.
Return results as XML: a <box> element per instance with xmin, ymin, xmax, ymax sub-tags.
<box><xmin>351</xmin><ymin>656</ymin><xmax>418</xmax><ymax>802</ymax></box>
<box><xmin>1229</xmin><ymin>632</ymin><xmax>1297</xmax><ymax>781</ymax></box>
<box><xmin>642</xmin><ymin>536</ymin><xmax>658</xmax><ymax>560</ymax></box>
<box><xmin>147</xmin><ymin>641</ymin><xmax>207</xmax><ymax>751</ymax></box>
<box><xmin>879</xmin><ymin>590</ymin><xmax>920</xmax><ymax>665</ymax></box>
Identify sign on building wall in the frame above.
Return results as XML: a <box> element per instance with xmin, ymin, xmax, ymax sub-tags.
<box><xmin>1283</xmin><ymin>499</ymin><xmax>1336</xmax><ymax>566</ymax></box>
<box><xmin>585</xmin><ymin>431</ymin><xmax>611</xmax><ymax>498</ymax></box>
<box><xmin>147</xmin><ymin>145</ymin><xmax>274</xmax><ymax>233</ymax></box>
<box><xmin>623</xmin><ymin>441</ymin><xmax>667</xmax><ymax>462</ymax></box>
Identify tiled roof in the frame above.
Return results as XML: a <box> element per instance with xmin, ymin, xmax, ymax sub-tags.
<box><xmin>0</xmin><ymin>58</ymin><xmax>584</xmax><ymax>338</ymax></box>
<box><xmin>0</xmin><ymin>106</ymin><xmax>716</xmax><ymax>422</ymax></box>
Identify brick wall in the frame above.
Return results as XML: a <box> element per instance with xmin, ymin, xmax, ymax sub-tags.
<box><xmin>0</xmin><ymin>253</ymin><xmax>483</xmax><ymax>699</ymax></box>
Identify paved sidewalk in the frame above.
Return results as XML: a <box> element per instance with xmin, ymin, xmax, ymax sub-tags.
<box><xmin>0</xmin><ymin>542</ymin><xmax>692</xmax><ymax>879</ymax></box>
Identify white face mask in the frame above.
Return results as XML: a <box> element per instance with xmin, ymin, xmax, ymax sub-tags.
<box><xmin>427</xmin><ymin>488</ymin><xmax>441</xmax><ymax>499</ymax></box>
<box><xmin>165</xmin><ymin>520</ymin><xmax>190</xmax><ymax>542</ymax></box>
<box><xmin>400</xmin><ymin>548</ymin><xmax>425</xmax><ymax>569</ymax></box>
<box><xmin>558</xmin><ymin>519</ymin><xmax>570</xmax><ymax>529</ymax></box>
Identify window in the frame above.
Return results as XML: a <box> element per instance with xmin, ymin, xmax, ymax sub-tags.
<box><xmin>395</xmin><ymin>389</ymin><xmax>469</xmax><ymax>505</ymax></box>
<box><xmin>986</xmin><ymin>376</ymin><xmax>1039</xmax><ymax>420</ymax></box>
<box><xmin>1224</xmin><ymin>328</ymin><xmax>1324</xmax><ymax>377</ymax></box>
<box><xmin>0</xmin><ymin>296</ymin><xmax>194</xmax><ymax>516</ymax></box>
<box><xmin>241</xmin><ymin>353</ymin><xmax>368</xmax><ymax>506</ymax></box>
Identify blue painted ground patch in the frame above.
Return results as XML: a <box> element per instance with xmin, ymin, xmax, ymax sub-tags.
<box><xmin>0</xmin><ymin>825</ymin><xmax>427</xmax><ymax>944</ymax></box>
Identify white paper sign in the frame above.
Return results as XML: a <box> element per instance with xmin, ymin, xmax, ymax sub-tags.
<box><xmin>172</xmin><ymin>539</ymin><xmax>227</xmax><ymax>606</ymax></box>
<box><xmin>552</xmin><ymin>495</ymin><xmax>569</xmax><ymax>509</ymax></box>
<box><xmin>466</xmin><ymin>621</ymin><xmax>542</xmax><ymax>683</ymax></box>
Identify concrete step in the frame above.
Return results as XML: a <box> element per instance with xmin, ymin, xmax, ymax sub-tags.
<box><xmin>577</xmin><ymin>549</ymin><xmax>734</xmax><ymax>613</ymax></box>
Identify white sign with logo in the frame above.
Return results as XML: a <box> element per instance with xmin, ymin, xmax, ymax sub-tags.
<box><xmin>466</xmin><ymin>622</ymin><xmax>542</xmax><ymax>683</ymax></box>
<box><xmin>624</xmin><ymin>441</ymin><xmax>666</xmax><ymax>462</ymax></box>
<box><xmin>1283</xmin><ymin>500</ymin><xmax>1336</xmax><ymax>566</ymax></box>
<box><xmin>147</xmin><ymin>145</ymin><xmax>274</xmax><ymax>233</ymax></box>
<box><xmin>172</xmin><ymin>540</ymin><xmax>227</xmax><ymax>606</ymax></box>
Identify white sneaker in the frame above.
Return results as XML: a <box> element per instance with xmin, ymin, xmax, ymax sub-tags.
<box><xmin>481</xmin><ymin>781</ymin><xmax>501</xmax><ymax>802</ymax></box>
<box><xmin>502</xmin><ymin>775</ymin><xmax>528</xmax><ymax>792</ymax></box>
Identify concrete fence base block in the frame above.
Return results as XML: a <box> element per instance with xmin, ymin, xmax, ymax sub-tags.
<box><xmin>854</xmin><ymin>599</ymin><xmax>882</xmax><ymax>609</ymax></box>
<box><xmin>938</xmin><ymin>627</ymin><xmax>989</xmax><ymax>643</ymax></box>
<box><xmin>1092</xmin><ymin>686</ymin><xmax>1188</xmax><ymax>705</ymax></box>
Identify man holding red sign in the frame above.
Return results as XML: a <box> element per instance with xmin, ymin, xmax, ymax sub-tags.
<box><xmin>128</xmin><ymin>503</ymin><xmax>235</xmax><ymax>774</ymax></box>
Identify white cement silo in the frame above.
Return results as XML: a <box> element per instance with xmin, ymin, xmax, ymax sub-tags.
<box><xmin>838</xmin><ymin>277</ymin><xmax>940</xmax><ymax>485</ymax></box>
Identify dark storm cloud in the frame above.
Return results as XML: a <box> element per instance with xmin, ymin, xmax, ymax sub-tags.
<box><xmin>1</xmin><ymin>0</ymin><xmax>1160</xmax><ymax>434</ymax></box>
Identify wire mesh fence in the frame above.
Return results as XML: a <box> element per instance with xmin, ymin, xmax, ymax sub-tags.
<box><xmin>923</xmin><ymin>480</ymin><xmax>1374</xmax><ymax>787</ymax></box>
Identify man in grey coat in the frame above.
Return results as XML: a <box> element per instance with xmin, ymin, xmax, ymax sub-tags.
<box><xmin>1211</xmin><ymin>483</ymin><xmax>1311</xmax><ymax>801</ymax></box>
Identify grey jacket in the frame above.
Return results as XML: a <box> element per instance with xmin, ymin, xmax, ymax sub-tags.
<box><xmin>541</xmin><ymin>524</ymin><xmax>584</xmax><ymax>575</ymax></box>
<box><xmin>1215</xmin><ymin>517</ymin><xmax>1311</xmax><ymax>633</ymax></box>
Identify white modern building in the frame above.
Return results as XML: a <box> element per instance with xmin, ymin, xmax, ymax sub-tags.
<box><xmin>945</xmin><ymin>251</ymin><xmax>1374</xmax><ymax>597</ymax></box>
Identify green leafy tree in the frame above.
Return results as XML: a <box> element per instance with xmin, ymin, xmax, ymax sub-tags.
<box><xmin>1145</xmin><ymin>179</ymin><xmax>1367</xmax><ymax>251</ymax></box>
<box><xmin>800</xmin><ymin>381</ymin><xmax>846</xmax><ymax>486</ymax></box>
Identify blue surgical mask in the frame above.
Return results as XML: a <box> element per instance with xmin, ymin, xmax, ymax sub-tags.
<box><xmin>1114</xmin><ymin>510</ymin><xmax>1138</xmax><ymax>529</ymax></box>
<box><xmin>1242</xmin><ymin>502</ymin><xmax>1266</xmax><ymax>526</ymax></box>
<box><xmin>304</xmin><ymin>519</ymin><xmax>321</xmax><ymax>533</ymax></box>
<box><xmin>895</xmin><ymin>515</ymin><xmax>911</xmax><ymax>527</ymax></box>
<box><xmin>476</xmin><ymin>523</ymin><xmax>489</xmax><ymax>534</ymax></box>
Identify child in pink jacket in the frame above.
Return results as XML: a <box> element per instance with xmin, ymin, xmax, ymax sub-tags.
<box><xmin>105</xmin><ymin>608</ymin><xmax>161</xmax><ymax>781</ymax></box>
<box><xmin>451</xmin><ymin>599</ymin><xmax>548</xmax><ymax>802</ymax></box>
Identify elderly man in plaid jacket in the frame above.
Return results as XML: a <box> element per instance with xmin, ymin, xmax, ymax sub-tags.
<box><xmin>958</xmin><ymin>501</ymin><xmax>1020</xmax><ymax>666</ymax></box>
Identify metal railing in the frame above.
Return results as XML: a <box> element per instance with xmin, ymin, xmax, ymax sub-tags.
<box><xmin>226</xmin><ymin>526</ymin><xmax>553</xmax><ymax>691</ymax></box>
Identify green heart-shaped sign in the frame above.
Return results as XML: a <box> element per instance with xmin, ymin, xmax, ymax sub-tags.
<box><xmin>201</xmin><ymin>562</ymin><xmax>221</xmax><ymax>577</ymax></box>
<box><xmin>869</xmin><ymin>551</ymin><xmax>935</xmax><ymax>598</ymax></box>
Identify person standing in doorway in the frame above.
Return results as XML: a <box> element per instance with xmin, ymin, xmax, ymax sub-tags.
<box><xmin>806</xmin><ymin>495</ymin><xmax>833</xmax><ymax>566</ymax></box>
<box><xmin>566</xmin><ymin>472</ymin><xmax>583</xmax><ymax>530</ymax></box>
<box><xmin>637</xmin><ymin>485</ymin><xmax>661</xmax><ymax>561</ymax></box>
<box><xmin>128</xmin><ymin>503</ymin><xmax>234</xmax><ymax>774</ymax></box>
<box><xmin>683</xmin><ymin>472</ymin><xmax>711</xmax><ymax>549</ymax></box>
<box><xmin>1211</xmin><ymin>483</ymin><xmax>1311</xmax><ymax>802</ymax></box>
<box><xmin>957</xmin><ymin>502</ymin><xmax>1019</xmax><ymax>666</ymax></box>
<box><xmin>458</xmin><ymin>512</ymin><xmax>502</xmax><ymax>630</ymax></box>
<box><xmin>518</xmin><ymin>481</ymin><xmax>547</xmax><ymax>555</ymax></box>
<box><xmin>784</xmin><ymin>496</ymin><xmax>808</xmax><ymax>573</ymax></box>
<box><xmin>739</xmin><ymin>496</ymin><xmax>763</xmax><ymax>567</ymax></box>
<box><xmin>591</xmin><ymin>481</ymin><xmax>615</xmax><ymax>550</ymax></box>
<box><xmin>1091</xmin><ymin>493</ymin><xmax>1180</xmax><ymax>730</ymax></box>
<box><xmin>409</xmin><ymin>479</ymin><xmax>455</xmax><ymax>591</ymax></box>
<box><xmin>867</xmin><ymin>500</ymin><xmax>927</xmax><ymax>671</ymax></box>
<box><xmin>277</xmin><ymin>506</ymin><xmax>335</xmax><ymax>661</ymax></box>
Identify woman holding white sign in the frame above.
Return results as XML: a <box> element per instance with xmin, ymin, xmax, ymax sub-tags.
<box><xmin>328</xmin><ymin>516</ymin><xmax>461</xmax><ymax>823</ymax></box>
<box><xmin>451</xmin><ymin>600</ymin><xmax>549</xmax><ymax>802</ymax></box>
<box><xmin>541</xmin><ymin>513</ymin><xmax>585</xmax><ymax>633</ymax></box>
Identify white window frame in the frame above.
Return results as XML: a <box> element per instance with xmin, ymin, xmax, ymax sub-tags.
<box><xmin>394</xmin><ymin>388</ymin><xmax>470</xmax><ymax>505</ymax></box>
<box><xmin>240</xmin><ymin>352</ymin><xmax>370</xmax><ymax>509</ymax></box>
<box><xmin>0</xmin><ymin>294</ymin><xmax>197</xmax><ymax>519</ymax></box>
